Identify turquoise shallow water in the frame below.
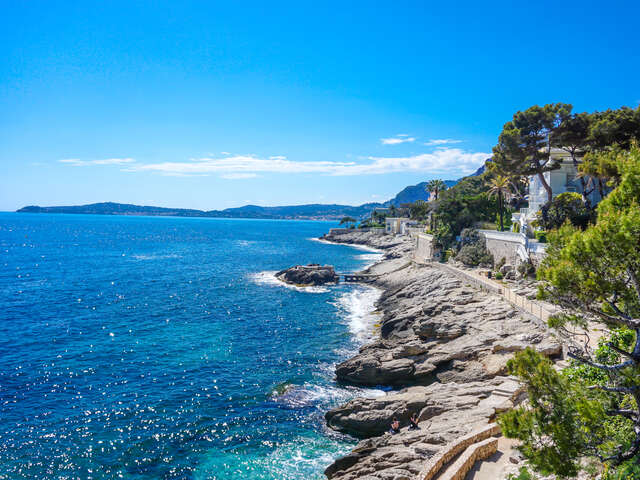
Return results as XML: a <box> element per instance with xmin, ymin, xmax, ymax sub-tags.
<box><xmin>0</xmin><ymin>213</ymin><xmax>383</xmax><ymax>480</ymax></box>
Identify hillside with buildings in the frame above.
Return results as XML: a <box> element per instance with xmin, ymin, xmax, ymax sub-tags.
<box><xmin>320</xmin><ymin>103</ymin><xmax>640</xmax><ymax>480</ymax></box>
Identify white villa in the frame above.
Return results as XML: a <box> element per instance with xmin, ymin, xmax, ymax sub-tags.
<box><xmin>512</xmin><ymin>148</ymin><xmax>604</xmax><ymax>234</ymax></box>
<box><xmin>385</xmin><ymin>217</ymin><xmax>417</xmax><ymax>235</ymax></box>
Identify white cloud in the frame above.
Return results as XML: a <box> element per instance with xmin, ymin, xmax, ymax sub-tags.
<box><xmin>423</xmin><ymin>139</ymin><xmax>462</xmax><ymax>146</ymax></box>
<box><xmin>220</xmin><ymin>173</ymin><xmax>259</xmax><ymax>179</ymax></box>
<box><xmin>60</xmin><ymin>158</ymin><xmax>136</xmax><ymax>167</ymax></box>
<box><xmin>129</xmin><ymin>148</ymin><xmax>488</xmax><ymax>177</ymax></box>
<box><xmin>381</xmin><ymin>135</ymin><xmax>416</xmax><ymax>145</ymax></box>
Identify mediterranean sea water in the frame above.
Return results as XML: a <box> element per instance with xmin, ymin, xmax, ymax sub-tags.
<box><xmin>0</xmin><ymin>213</ymin><xmax>384</xmax><ymax>480</ymax></box>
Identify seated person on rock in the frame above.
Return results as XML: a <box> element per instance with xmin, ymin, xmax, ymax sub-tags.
<box><xmin>408</xmin><ymin>412</ymin><xmax>420</xmax><ymax>430</ymax></box>
<box><xmin>389</xmin><ymin>417</ymin><xmax>400</xmax><ymax>435</ymax></box>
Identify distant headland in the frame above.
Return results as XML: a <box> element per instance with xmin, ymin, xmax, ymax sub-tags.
<box><xmin>17</xmin><ymin>201</ymin><xmax>383</xmax><ymax>221</ymax></box>
<box><xmin>16</xmin><ymin>177</ymin><xmax>466</xmax><ymax>221</ymax></box>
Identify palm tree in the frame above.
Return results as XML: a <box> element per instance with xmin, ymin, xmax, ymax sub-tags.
<box><xmin>426</xmin><ymin>179</ymin><xmax>447</xmax><ymax>201</ymax></box>
<box><xmin>487</xmin><ymin>175</ymin><xmax>515</xmax><ymax>231</ymax></box>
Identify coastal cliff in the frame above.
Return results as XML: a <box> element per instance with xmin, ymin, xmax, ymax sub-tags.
<box><xmin>320</xmin><ymin>230</ymin><xmax>562</xmax><ymax>480</ymax></box>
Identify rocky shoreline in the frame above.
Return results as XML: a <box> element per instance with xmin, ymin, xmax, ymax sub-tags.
<box><xmin>318</xmin><ymin>229</ymin><xmax>562</xmax><ymax>480</ymax></box>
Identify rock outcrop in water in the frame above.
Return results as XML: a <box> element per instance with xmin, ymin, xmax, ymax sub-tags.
<box><xmin>276</xmin><ymin>264</ymin><xmax>339</xmax><ymax>286</ymax></box>
<box><xmin>319</xmin><ymin>229</ymin><xmax>562</xmax><ymax>480</ymax></box>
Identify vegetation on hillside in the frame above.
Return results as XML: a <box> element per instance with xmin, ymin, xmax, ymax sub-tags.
<box><xmin>499</xmin><ymin>145</ymin><xmax>640</xmax><ymax>478</ymax></box>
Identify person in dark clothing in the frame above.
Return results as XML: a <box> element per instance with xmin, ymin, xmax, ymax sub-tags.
<box><xmin>389</xmin><ymin>417</ymin><xmax>400</xmax><ymax>434</ymax></box>
<box><xmin>408</xmin><ymin>412</ymin><xmax>420</xmax><ymax>430</ymax></box>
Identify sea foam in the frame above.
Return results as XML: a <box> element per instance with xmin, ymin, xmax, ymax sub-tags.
<box><xmin>249</xmin><ymin>270</ymin><xmax>330</xmax><ymax>293</ymax></box>
<box><xmin>333</xmin><ymin>286</ymin><xmax>382</xmax><ymax>344</ymax></box>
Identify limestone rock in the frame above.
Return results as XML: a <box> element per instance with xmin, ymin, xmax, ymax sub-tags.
<box><xmin>275</xmin><ymin>264</ymin><xmax>338</xmax><ymax>286</ymax></box>
<box><xmin>319</xmin><ymin>230</ymin><xmax>563</xmax><ymax>479</ymax></box>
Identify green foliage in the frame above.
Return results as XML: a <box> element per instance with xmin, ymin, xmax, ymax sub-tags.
<box><xmin>507</xmin><ymin>144</ymin><xmax>640</xmax><ymax>477</ymax></box>
<box><xmin>455</xmin><ymin>228</ymin><xmax>493</xmax><ymax>266</ymax></box>
<box><xmin>431</xmin><ymin>175</ymin><xmax>499</xmax><ymax>248</ymax></box>
<box><xmin>533</xmin><ymin>230</ymin><xmax>547</xmax><ymax>243</ymax></box>
<box><xmin>443</xmin><ymin>248</ymin><xmax>457</xmax><ymax>262</ymax></box>
<box><xmin>603</xmin><ymin>459</ymin><xmax>640</xmax><ymax>480</ymax></box>
<box><xmin>339</xmin><ymin>216</ymin><xmax>357</xmax><ymax>226</ymax></box>
<box><xmin>492</xmin><ymin>103</ymin><xmax>572</xmax><ymax>203</ymax></box>
<box><xmin>499</xmin><ymin>348</ymin><xmax>608</xmax><ymax>477</ymax></box>
<box><xmin>371</xmin><ymin>209</ymin><xmax>388</xmax><ymax>225</ymax></box>
<box><xmin>426</xmin><ymin>179</ymin><xmax>447</xmax><ymax>201</ymax></box>
<box><xmin>487</xmin><ymin>175</ymin><xmax>517</xmax><ymax>231</ymax></box>
<box><xmin>455</xmin><ymin>243</ymin><xmax>493</xmax><ymax>267</ymax></box>
<box><xmin>517</xmin><ymin>260</ymin><xmax>535</xmax><ymax>277</ymax></box>
<box><xmin>564</xmin><ymin>328</ymin><xmax>635</xmax><ymax>385</ymax></box>
<box><xmin>408</xmin><ymin>200</ymin><xmax>430</xmax><ymax>220</ymax></box>
<box><xmin>434</xmin><ymin>223</ymin><xmax>454</xmax><ymax>249</ymax></box>
<box><xmin>540</xmin><ymin>192</ymin><xmax>592</xmax><ymax>230</ymax></box>
<box><xmin>506</xmin><ymin>467</ymin><xmax>533</xmax><ymax>480</ymax></box>
<box><xmin>537</xmin><ymin>145</ymin><xmax>640</xmax><ymax>324</ymax></box>
<box><xmin>581</xmin><ymin>148</ymin><xmax>624</xmax><ymax>191</ymax></box>
<box><xmin>494</xmin><ymin>104</ymin><xmax>640</xmax><ymax>209</ymax></box>
<box><xmin>496</xmin><ymin>208</ymin><xmax>513</xmax><ymax>230</ymax></box>
<box><xmin>459</xmin><ymin>227</ymin><xmax>481</xmax><ymax>245</ymax></box>
<box><xmin>494</xmin><ymin>271</ymin><xmax>503</xmax><ymax>280</ymax></box>
<box><xmin>587</xmin><ymin>106</ymin><xmax>640</xmax><ymax>151</ymax></box>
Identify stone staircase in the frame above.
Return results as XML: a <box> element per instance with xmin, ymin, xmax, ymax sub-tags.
<box><xmin>417</xmin><ymin>379</ymin><xmax>522</xmax><ymax>480</ymax></box>
<box><xmin>417</xmin><ymin>423</ymin><xmax>501</xmax><ymax>480</ymax></box>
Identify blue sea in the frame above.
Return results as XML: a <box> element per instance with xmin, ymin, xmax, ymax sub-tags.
<box><xmin>0</xmin><ymin>213</ymin><xmax>384</xmax><ymax>480</ymax></box>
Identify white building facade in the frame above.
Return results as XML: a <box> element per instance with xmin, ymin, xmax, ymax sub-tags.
<box><xmin>514</xmin><ymin>148</ymin><xmax>604</xmax><ymax>234</ymax></box>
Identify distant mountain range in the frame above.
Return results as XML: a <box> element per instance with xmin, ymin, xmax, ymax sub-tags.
<box><xmin>17</xmin><ymin>165</ymin><xmax>487</xmax><ymax>220</ymax></box>
<box><xmin>17</xmin><ymin>201</ymin><xmax>385</xmax><ymax>221</ymax></box>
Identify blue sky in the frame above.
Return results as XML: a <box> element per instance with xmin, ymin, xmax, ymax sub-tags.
<box><xmin>1</xmin><ymin>0</ymin><xmax>639</xmax><ymax>211</ymax></box>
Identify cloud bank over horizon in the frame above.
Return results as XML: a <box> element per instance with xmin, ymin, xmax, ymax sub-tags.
<box><xmin>59</xmin><ymin>147</ymin><xmax>489</xmax><ymax>179</ymax></box>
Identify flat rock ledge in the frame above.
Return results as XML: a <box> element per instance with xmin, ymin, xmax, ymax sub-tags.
<box><xmin>321</xmin><ymin>230</ymin><xmax>414</xmax><ymax>259</ymax></box>
<box><xmin>321</xmin><ymin>231</ymin><xmax>562</xmax><ymax>480</ymax></box>
<box><xmin>276</xmin><ymin>264</ymin><xmax>339</xmax><ymax>286</ymax></box>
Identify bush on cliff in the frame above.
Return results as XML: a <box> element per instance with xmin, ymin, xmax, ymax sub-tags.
<box><xmin>455</xmin><ymin>229</ymin><xmax>493</xmax><ymax>267</ymax></box>
<box><xmin>540</xmin><ymin>191</ymin><xmax>593</xmax><ymax>231</ymax></box>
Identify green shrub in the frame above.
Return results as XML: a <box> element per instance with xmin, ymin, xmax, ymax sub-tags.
<box><xmin>455</xmin><ymin>243</ymin><xmax>493</xmax><ymax>267</ymax></box>
<box><xmin>517</xmin><ymin>261</ymin><xmax>535</xmax><ymax>277</ymax></box>
<box><xmin>603</xmin><ymin>459</ymin><xmax>640</xmax><ymax>480</ymax></box>
<box><xmin>507</xmin><ymin>467</ymin><xmax>533</xmax><ymax>480</ymax></box>
<box><xmin>494</xmin><ymin>271</ymin><xmax>504</xmax><ymax>280</ymax></box>
<box><xmin>444</xmin><ymin>248</ymin><xmax>457</xmax><ymax>262</ymax></box>
<box><xmin>540</xmin><ymin>192</ymin><xmax>592</xmax><ymax>230</ymax></box>
<box><xmin>534</xmin><ymin>230</ymin><xmax>547</xmax><ymax>243</ymax></box>
<box><xmin>460</xmin><ymin>227</ymin><xmax>481</xmax><ymax>246</ymax></box>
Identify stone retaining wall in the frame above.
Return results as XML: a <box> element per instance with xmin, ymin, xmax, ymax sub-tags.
<box><xmin>418</xmin><ymin>423</ymin><xmax>500</xmax><ymax>480</ymax></box>
<box><xmin>479</xmin><ymin>230</ymin><xmax>526</xmax><ymax>266</ymax></box>
<box><xmin>413</xmin><ymin>233</ymin><xmax>440</xmax><ymax>262</ymax></box>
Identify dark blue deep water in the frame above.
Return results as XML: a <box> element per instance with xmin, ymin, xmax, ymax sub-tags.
<box><xmin>0</xmin><ymin>213</ymin><xmax>383</xmax><ymax>480</ymax></box>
